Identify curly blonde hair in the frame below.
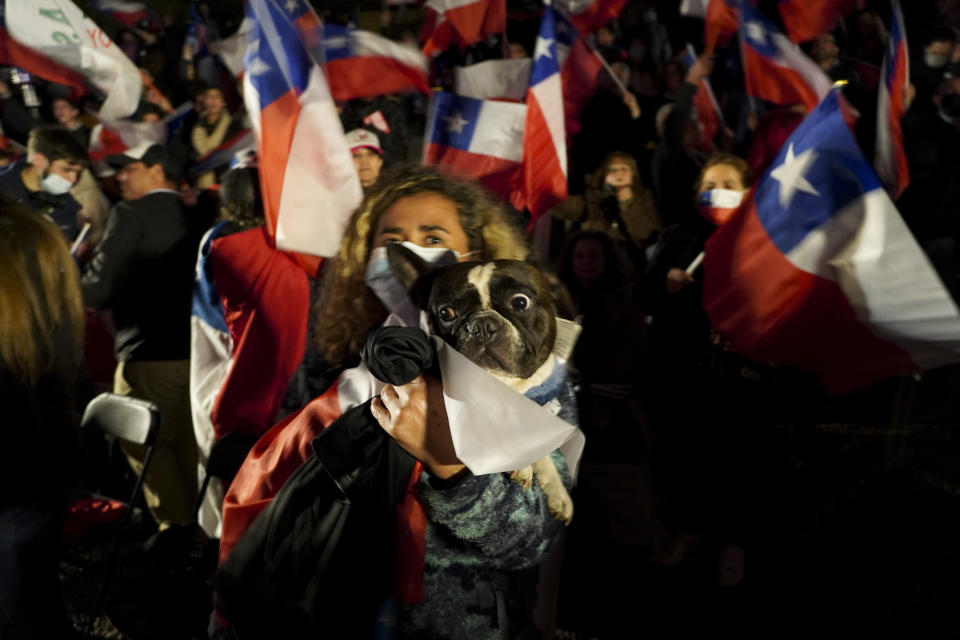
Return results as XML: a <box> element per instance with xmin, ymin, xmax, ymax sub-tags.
<box><xmin>315</xmin><ymin>163</ymin><xmax>529</xmax><ymax>366</ymax></box>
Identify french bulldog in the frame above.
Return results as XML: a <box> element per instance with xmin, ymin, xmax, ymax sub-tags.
<box><xmin>387</xmin><ymin>243</ymin><xmax>574</xmax><ymax>524</ymax></box>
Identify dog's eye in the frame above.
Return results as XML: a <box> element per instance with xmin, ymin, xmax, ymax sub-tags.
<box><xmin>439</xmin><ymin>306</ymin><xmax>457</xmax><ymax>322</ymax></box>
<box><xmin>510</xmin><ymin>294</ymin><xmax>531</xmax><ymax>312</ymax></box>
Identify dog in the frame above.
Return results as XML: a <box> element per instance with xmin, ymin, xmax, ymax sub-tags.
<box><xmin>387</xmin><ymin>244</ymin><xmax>574</xmax><ymax>524</ymax></box>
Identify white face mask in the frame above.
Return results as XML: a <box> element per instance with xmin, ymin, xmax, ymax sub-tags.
<box><xmin>364</xmin><ymin>241</ymin><xmax>464</xmax><ymax>326</ymax></box>
<box><xmin>697</xmin><ymin>188</ymin><xmax>744</xmax><ymax>225</ymax></box>
<box><xmin>40</xmin><ymin>170</ymin><xmax>74</xmax><ymax>195</ymax></box>
<box><xmin>925</xmin><ymin>52</ymin><xmax>948</xmax><ymax>68</ymax></box>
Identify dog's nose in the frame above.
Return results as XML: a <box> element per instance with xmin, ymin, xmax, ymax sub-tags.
<box><xmin>465</xmin><ymin>315</ymin><xmax>500</xmax><ymax>342</ymax></box>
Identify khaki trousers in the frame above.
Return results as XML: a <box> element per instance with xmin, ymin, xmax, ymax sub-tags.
<box><xmin>114</xmin><ymin>360</ymin><xmax>198</xmax><ymax>528</ymax></box>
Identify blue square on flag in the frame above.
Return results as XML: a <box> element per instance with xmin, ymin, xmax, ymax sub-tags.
<box><xmin>429</xmin><ymin>92</ymin><xmax>482</xmax><ymax>151</ymax></box>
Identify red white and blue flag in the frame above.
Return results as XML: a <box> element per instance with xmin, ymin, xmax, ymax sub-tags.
<box><xmin>874</xmin><ymin>0</ymin><xmax>909</xmax><ymax>200</ymax></box>
<box><xmin>243</xmin><ymin>0</ymin><xmax>363</xmax><ymax>267</ymax></box>
<box><xmin>190</xmin><ymin>222</ymin><xmax>311</xmax><ymax>538</ymax></box>
<box><xmin>523</xmin><ymin>5</ymin><xmax>567</xmax><ymax>219</ymax></box>
<box><xmin>553</xmin><ymin>0</ymin><xmax>626</xmax><ymax>34</ymax></box>
<box><xmin>683</xmin><ymin>43</ymin><xmax>724</xmax><ymax>152</ymax></box>
<box><xmin>91</xmin><ymin>0</ymin><xmax>149</xmax><ymax>26</ymax></box>
<box><xmin>739</xmin><ymin>1</ymin><xmax>832</xmax><ymax>111</ymax></box>
<box><xmin>777</xmin><ymin>0</ymin><xmax>862</xmax><ymax>44</ymax></box>
<box><xmin>420</xmin><ymin>0</ymin><xmax>506</xmax><ymax>56</ymax></box>
<box><xmin>323</xmin><ymin>23</ymin><xmax>430</xmax><ymax>102</ymax></box>
<box><xmin>681</xmin><ymin>0</ymin><xmax>739</xmax><ymax>54</ymax></box>
<box><xmin>423</xmin><ymin>90</ymin><xmax>526</xmax><ymax>210</ymax></box>
<box><xmin>554</xmin><ymin>10</ymin><xmax>603</xmax><ymax>137</ymax></box>
<box><xmin>0</xmin><ymin>1</ymin><xmax>88</xmax><ymax>95</ymax></box>
<box><xmin>189</xmin><ymin>129</ymin><xmax>256</xmax><ymax>179</ymax></box>
<box><xmin>703</xmin><ymin>90</ymin><xmax>960</xmax><ymax>393</ymax></box>
<box><xmin>454</xmin><ymin>58</ymin><xmax>530</xmax><ymax>102</ymax></box>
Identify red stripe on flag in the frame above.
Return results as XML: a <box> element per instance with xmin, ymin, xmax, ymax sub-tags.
<box><xmin>0</xmin><ymin>27</ymin><xmax>88</xmax><ymax>95</ymax></box>
<box><xmin>424</xmin><ymin>143</ymin><xmax>524</xmax><ymax>206</ymax></box>
<box><xmin>256</xmin><ymin>93</ymin><xmax>300</xmax><ymax>242</ymax></box>
<box><xmin>567</xmin><ymin>0</ymin><xmax>627</xmax><ymax>33</ymax></box>
<box><xmin>743</xmin><ymin>48</ymin><xmax>820</xmax><ymax>110</ymax></box>
<box><xmin>703</xmin><ymin>199</ymin><xmax>917</xmax><ymax>392</ymax></box>
<box><xmin>326</xmin><ymin>57</ymin><xmax>430</xmax><ymax>102</ymax></box>
<box><xmin>704</xmin><ymin>0</ymin><xmax>738</xmax><ymax>53</ymax></box>
<box><xmin>777</xmin><ymin>0</ymin><xmax>861</xmax><ymax>44</ymax></box>
<box><xmin>523</xmin><ymin>96</ymin><xmax>567</xmax><ymax>218</ymax></box>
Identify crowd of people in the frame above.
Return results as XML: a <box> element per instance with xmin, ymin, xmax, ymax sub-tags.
<box><xmin>2</xmin><ymin>0</ymin><xmax>960</xmax><ymax>638</ymax></box>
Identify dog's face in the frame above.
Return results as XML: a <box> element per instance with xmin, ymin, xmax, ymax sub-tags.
<box><xmin>387</xmin><ymin>245</ymin><xmax>557</xmax><ymax>380</ymax></box>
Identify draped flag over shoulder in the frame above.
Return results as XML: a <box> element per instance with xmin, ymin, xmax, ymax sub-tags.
<box><xmin>553</xmin><ymin>0</ymin><xmax>626</xmax><ymax>33</ymax></box>
<box><xmin>4</xmin><ymin>0</ymin><xmax>142</xmax><ymax>120</ymax></box>
<box><xmin>874</xmin><ymin>0</ymin><xmax>909</xmax><ymax>200</ymax></box>
<box><xmin>323</xmin><ymin>23</ymin><xmax>430</xmax><ymax>101</ymax></box>
<box><xmin>523</xmin><ymin>5</ymin><xmax>567</xmax><ymax>219</ymax></box>
<box><xmin>244</xmin><ymin>0</ymin><xmax>363</xmax><ymax>268</ymax></box>
<box><xmin>703</xmin><ymin>90</ymin><xmax>960</xmax><ymax>393</ymax></box>
<box><xmin>739</xmin><ymin>1</ymin><xmax>831</xmax><ymax>111</ymax></box>
<box><xmin>777</xmin><ymin>0</ymin><xmax>862</xmax><ymax>44</ymax></box>
<box><xmin>683</xmin><ymin>43</ymin><xmax>723</xmax><ymax>153</ymax></box>
<box><xmin>423</xmin><ymin>90</ymin><xmax>526</xmax><ymax>210</ymax></box>
<box><xmin>421</xmin><ymin>0</ymin><xmax>506</xmax><ymax>56</ymax></box>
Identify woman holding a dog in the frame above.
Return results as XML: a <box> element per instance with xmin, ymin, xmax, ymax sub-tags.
<box><xmin>217</xmin><ymin>164</ymin><xmax>576</xmax><ymax>639</ymax></box>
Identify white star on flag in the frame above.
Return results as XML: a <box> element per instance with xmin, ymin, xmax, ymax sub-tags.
<box><xmin>534</xmin><ymin>36</ymin><xmax>554</xmax><ymax>60</ymax></box>
<box><xmin>445</xmin><ymin>112</ymin><xmax>468</xmax><ymax>133</ymax></box>
<box><xmin>745</xmin><ymin>21</ymin><xmax>766</xmax><ymax>44</ymax></box>
<box><xmin>285</xmin><ymin>0</ymin><xmax>299</xmax><ymax>13</ymax></box>
<box><xmin>770</xmin><ymin>143</ymin><xmax>820</xmax><ymax>207</ymax></box>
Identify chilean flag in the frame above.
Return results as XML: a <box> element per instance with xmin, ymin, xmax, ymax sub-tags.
<box><xmin>683</xmin><ymin>43</ymin><xmax>723</xmax><ymax>153</ymax></box>
<box><xmin>423</xmin><ymin>90</ymin><xmax>526</xmax><ymax>210</ymax></box>
<box><xmin>190</xmin><ymin>223</ymin><xmax>311</xmax><ymax>538</ymax></box>
<box><xmin>553</xmin><ymin>0</ymin><xmax>626</xmax><ymax>33</ymax></box>
<box><xmin>91</xmin><ymin>0</ymin><xmax>149</xmax><ymax>26</ymax></box>
<box><xmin>777</xmin><ymin>0</ymin><xmax>861</xmax><ymax>44</ymax></box>
<box><xmin>703</xmin><ymin>90</ymin><xmax>960</xmax><ymax>393</ymax></box>
<box><xmin>739</xmin><ymin>1</ymin><xmax>832</xmax><ymax>111</ymax></box>
<box><xmin>421</xmin><ymin>0</ymin><xmax>506</xmax><ymax>56</ymax></box>
<box><xmin>681</xmin><ymin>0</ymin><xmax>739</xmax><ymax>54</ymax></box>
<box><xmin>454</xmin><ymin>58</ymin><xmax>530</xmax><ymax>102</ymax></box>
<box><xmin>243</xmin><ymin>0</ymin><xmax>363</xmax><ymax>268</ymax></box>
<box><xmin>523</xmin><ymin>5</ymin><xmax>568</xmax><ymax>219</ymax></box>
<box><xmin>554</xmin><ymin>10</ymin><xmax>603</xmax><ymax>138</ymax></box>
<box><xmin>323</xmin><ymin>23</ymin><xmax>430</xmax><ymax>102</ymax></box>
<box><xmin>874</xmin><ymin>0</ymin><xmax>909</xmax><ymax>200</ymax></box>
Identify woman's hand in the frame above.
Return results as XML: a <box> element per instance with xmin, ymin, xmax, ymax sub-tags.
<box><xmin>371</xmin><ymin>374</ymin><xmax>466</xmax><ymax>480</ymax></box>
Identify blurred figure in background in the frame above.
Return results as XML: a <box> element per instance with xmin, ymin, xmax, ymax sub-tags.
<box><xmin>345</xmin><ymin>128</ymin><xmax>385</xmax><ymax>191</ymax></box>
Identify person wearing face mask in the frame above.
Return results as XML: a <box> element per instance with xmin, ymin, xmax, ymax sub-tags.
<box><xmin>0</xmin><ymin>127</ymin><xmax>87</xmax><ymax>242</ymax></box>
<box><xmin>911</xmin><ymin>27</ymin><xmax>956</xmax><ymax>114</ymax></box>
<box><xmin>218</xmin><ymin>164</ymin><xmax>576</xmax><ymax>640</ymax></box>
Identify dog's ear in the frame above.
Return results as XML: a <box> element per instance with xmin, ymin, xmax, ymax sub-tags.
<box><xmin>386</xmin><ymin>243</ymin><xmax>434</xmax><ymax>291</ymax></box>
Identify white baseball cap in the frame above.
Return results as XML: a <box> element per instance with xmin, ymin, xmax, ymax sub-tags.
<box><xmin>345</xmin><ymin>128</ymin><xmax>383</xmax><ymax>155</ymax></box>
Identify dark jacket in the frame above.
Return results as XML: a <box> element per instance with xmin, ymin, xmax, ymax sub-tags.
<box><xmin>82</xmin><ymin>190</ymin><xmax>199</xmax><ymax>361</ymax></box>
<box><xmin>0</xmin><ymin>159</ymin><xmax>82</xmax><ymax>241</ymax></box>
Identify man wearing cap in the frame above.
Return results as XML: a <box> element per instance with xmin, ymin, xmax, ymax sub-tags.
<box><xmin>345</xmin><ymin>128</ymin><xmax>384</xmax><ymax>190</ymax></box>
<box><xmin>81</xmin><ymin>142</ymin><xmax>202</xmax><ymax>530</ymax></box>
<box><xmin>0</xmin><ymin>127</ymin><xmax>87</xmax><ymax>242</ymax></box>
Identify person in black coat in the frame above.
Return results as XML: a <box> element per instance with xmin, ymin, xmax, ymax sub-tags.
<box><xmin>81</xmin><ymin>142</ymin><xmax>203</xmax><ymax>529</ymax></box>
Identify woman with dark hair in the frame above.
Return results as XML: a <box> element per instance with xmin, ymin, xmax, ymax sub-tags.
<box><xmin>553</xmin><ymin>151</ymin><xmax>660</xmax><ymax>269</ymax></box>
<box><xmin>0</xmin><ymin>202</ymin><xmax>84</xmax><ymax>639</ymax></box>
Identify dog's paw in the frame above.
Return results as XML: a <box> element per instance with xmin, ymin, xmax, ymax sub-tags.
<box><xmin>544</xmin><ymin>484</ymin><xmax>574</xmax><ymax>525</ymax></box>
<box><xmin>510</xmin><ymin>466</ymin><xmax>534</xmax><ymax>490</ymax></box>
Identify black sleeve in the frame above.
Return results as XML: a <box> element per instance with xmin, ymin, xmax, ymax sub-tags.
<box><xmin>662</xmin><ymin>82</ymin><xmax>698</xmax><ymax>152</ymax></box>
<box><xmin>0</xmin><ymin>96</ymin><xmax>43</xmax><ymax>144</ymax></box>
<box><xmin>81</xmin><ymin>203</ymin><xmax>143</xmax><ymax>309</ymax></box>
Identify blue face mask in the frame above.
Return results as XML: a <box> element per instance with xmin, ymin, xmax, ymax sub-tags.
<box><xmin>364</xmin><ymin>241</ymin><xmax>463</xmax><ymax>326</ymax></box>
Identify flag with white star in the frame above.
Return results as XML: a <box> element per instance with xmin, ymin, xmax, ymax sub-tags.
<box><xmin>321</xmin><ymin>23</ymin><xmax>429</xmax><ymax>101</ymax></box>
<box><xmin>703</xmin><ymin>89</ymin><xmax>960</xmax><ymax>393</ymax></box>
<box><xmin>243</xmin><ymin>0</ymin><xmax>362</xmax><ymax>266</ymax></box>
<box><xmin>739</xmin><ymin>1</ymin><xmax>831</xmax><ymax>111</ymax></box>
<box><xmin>423</xmin><ymin>90</ymin><xmax>527</xmax><ymax>211</ymax></box>
<box><xmin>523</xmin><ymin>4</ymin><xmax>567</xmax><ymax>218</ymax></box>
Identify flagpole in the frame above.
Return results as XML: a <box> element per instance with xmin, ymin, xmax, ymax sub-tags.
<box><xmin>582</xmin><ymin>36</ymin><xmax>630</xmax><ymax>96</ymax></box>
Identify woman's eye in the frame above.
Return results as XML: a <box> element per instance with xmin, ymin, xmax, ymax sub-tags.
<box><xmin>510</xmin><ymin>294</ymin><xmax>530</xmax><ymax>312</ymax></box>
<box><xmin>425</xmin><ymin>236</ymin><xmax>443</xmax><ymax>245</ymax></box>
<box><xmin>384</xmin><ymin>238</ymin><xmax>402</xmax><ymax>246</ymax></box>
<box><xmin>439</xmin><ymin>306</ymin><xmax>457</xmax><ymax>322</ymax></box>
